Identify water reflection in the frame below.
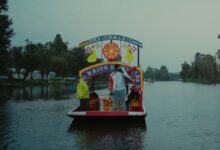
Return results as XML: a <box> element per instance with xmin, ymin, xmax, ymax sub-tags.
<box><xmin>0</xmin><ymin>84</ymin><xmax>76</xmax><ymax>101</ymax></box>
<box><xmin>1</xmin><ymin>82</ymin><xmax>220</xmax><ymax>150</ymax></box>
<box><xmin>68</xmin><ymin>119</ymin><xmax>147</xmax><ymax>150</ymax></box>
<box><xmin>0</xmin><ymin>89</ymin><xmax>13</xmax><ymax>150</ymax></box>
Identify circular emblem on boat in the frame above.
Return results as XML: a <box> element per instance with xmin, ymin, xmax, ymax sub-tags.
<box><xmin>103</xmin><ymin>42</ymin><xmax>120</xmax><ymax>60</ymax></box>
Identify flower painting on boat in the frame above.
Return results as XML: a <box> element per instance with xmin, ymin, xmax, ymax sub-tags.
<box><xmin>103</xmin><ymin>42</ymin><xmax>120</xmax><ymax>60</ymax></box>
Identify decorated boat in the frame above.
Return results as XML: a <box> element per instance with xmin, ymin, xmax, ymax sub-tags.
<box><xmin>67</xmin><ymin>35</ymin><xmax>147</xmax><ymax>119</ymax></box>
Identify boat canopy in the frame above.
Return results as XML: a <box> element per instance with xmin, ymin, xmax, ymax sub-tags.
<box><xmin>79</xmin><ymin>34</ymin><xmax>143</xmax><ymax>48</ymax></box>
<box><xmin>79</xmin><ymin>34</ymin><xmax>143</xmax><ymax>67</ymax></box>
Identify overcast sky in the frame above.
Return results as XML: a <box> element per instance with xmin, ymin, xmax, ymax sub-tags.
<box><xmin>8</xmin><ymin>0</ymin><xmax>220</xmax><ymax>72</ymax></box>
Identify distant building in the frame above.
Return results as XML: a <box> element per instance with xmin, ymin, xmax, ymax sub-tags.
<box><xmin>8</xmin><ymin>68</ymin><xmax>56</xmax><ymax>80</ymax></box>
<box><xmin>26</xmin><ymin>70</ymin><xmax>56</xmax><ymax>80</ymax></box>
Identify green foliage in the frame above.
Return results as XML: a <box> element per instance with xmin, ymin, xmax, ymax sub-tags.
<box><xmin>160</xmin><ymin>65</ymin><xmax>169</xmax><ymax>80</ymax></box>
<box><xmin>180</xmin><ymin>52</ymin><xmax>219</xmax><ymax>83</ymax></box>
<box><xmin>51</xmin><ymin>56</ymin><xmax>68</xmax><ymax>77</ymax></box>
<box><xmin>10</xmin><ymin>46</ymin><xmax>23</xmax><ymax>78</ymax></box>
<box><xmin>7</xmin><ymin>34</ymin><xmax>89</xmax><ymax>80</ymax></box>
<box><xmin>144</xmin><ymin>66</ymin><xmax>154</xmax><ymax>80</ymax></box>
<box><xmin>70</xmin><ymin>47</ymin><xmax>88</xmax><ymax>75</ymax></box>
<box><xmin>144</xmin><ymin>65</ymin><xmax>173</xmax><ymax>81</ymax></box>
<box><xmin>0</xmin><ymin>0</ymin><xmax>14</xmax><ymax>74</ymax></box>
<box><xmin>216</xmin><ymin>49</ymin><xmax>220</xmax><ymax>77</ymax></box>
<box><xmin>51</xmin><ymin>34</ymin><xmax>68</xmax><ymax>55</ymax></box>
<box><xmin>179</xmin><ymin>62</ymin><xmax>191</xmax><ymax>80</ymax></box>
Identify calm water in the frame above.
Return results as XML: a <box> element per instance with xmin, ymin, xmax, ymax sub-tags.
<box><xmin>0</xmin><ymin>82</ymin><xmax>220</xmax><ymax>150</ymax></box>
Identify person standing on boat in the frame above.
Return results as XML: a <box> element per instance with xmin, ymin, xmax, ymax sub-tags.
<box><xmin>111</xmin><ymin>64</ymin><xmax>127</xmax><ymax>111</ymax></box>
<box><xmin>109</xmin><ymin>65</ymin><xmax>136</xmax><ymax>94</ymax></box>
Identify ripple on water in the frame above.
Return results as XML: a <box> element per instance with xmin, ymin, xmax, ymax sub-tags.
<box><xmin>0</xmin><ymin>128</ymin><xmax>17</xmax><ymax>150</ymax></box>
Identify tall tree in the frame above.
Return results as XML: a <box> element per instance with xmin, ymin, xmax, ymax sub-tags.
<box><xmin>51</xmin><ymin>56</ymin><xmax>68</xmax><ymax>77</ymax></box>
<box><xmin>179</xmin><ymin>62</ymin><xmax>191</xmax><ymax>80</ymax></box>
<box><xmin>71</xmin><ymin>47</ymin><xmax>87</xmax><ymax>75</ymax></box>
<box><xmin>10</xmin><ymin>46</ymin><xmax>24</xmax><ymax>79</ymax></box>
<box><xmin>22</xmin><ymin>43</ymin><xmax>40</xmax><ymax>80</ymax></box>
<box><xmin>144</xmin><ymin>66</ymin><xmax>154</xmax><ymax>80</ymax></box>
<box><xmin>160</xmin><ymin>65</ymin><xmax>169</xmax><ymax>80</ymax></box>
<box><xmin>216</xmin><ymin>49</ymin><xmax>220</xmax><ymax>61</ymax></box>
<box><xmin>180</xmin><ymin>52</ymin><xmax>219</xmax><ymax>82</ymax></box>
<box><xmin>0</xmin><ymin>0</ymin><xmax>14</xmax><ymax>74</ymax></box>
<box><xmin>51</xmin><ymin>34</ymin><xmax>68</xmax><ymax>55</ymax></box>
<box><xmin>35</xmin><ymin>43</ymin><xmax>52</xmax><ymax>80</ymax></box>
<box><xmin>216</xmin><ymin>49</ymin><xmax>220</xmax><ymax>76</ymax></box>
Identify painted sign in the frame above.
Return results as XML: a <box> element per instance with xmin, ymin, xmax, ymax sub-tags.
<box><xmin>103</xmin><ymin>42</ymin><xmax>120</xmax><ymax>60</ymax></box>
<box><xmin>79</xmin><ymin>62</ymin><xmax>143</xmax><ymax>91</ymax></box>
<box><xmin>79</xmin><ymin>35</ymin><xmax>143</xmax><ymax>48</ymax></box>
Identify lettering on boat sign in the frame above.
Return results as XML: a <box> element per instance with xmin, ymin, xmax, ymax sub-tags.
<box><xmin>79</xmin><ymin>35</ymin><xmax>143</xmax><ymax>48</ymax></box>
<box><xmin>81</xmin><ymin>64</ymin><xmax>142</xmax><ymax>90</ymax></box>
<box><xmin>82</xmin><ymin>65</ymin><xmax>115</xmax><ymax>79</ymax></box>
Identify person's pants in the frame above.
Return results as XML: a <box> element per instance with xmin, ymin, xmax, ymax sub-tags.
<box><xmin>113</xmin><ymin>89</ymin><xmax>126</xmax><ymax>111</ymax></box>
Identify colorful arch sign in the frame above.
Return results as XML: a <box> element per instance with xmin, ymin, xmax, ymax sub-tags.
<box><xmin>79</xmin><ymin>62</ymin><xmax>143</xmax><ymax>91</ymax></box>
<box><xmin>79</xmin><ymin>34</ymin><xmax>143</xmax><ymax>48</ymax></box>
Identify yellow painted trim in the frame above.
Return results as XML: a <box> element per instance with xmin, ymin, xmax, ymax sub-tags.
<box><xmin>79</xmin><ymin>40</ymin><xmax>90</xmax><ymax>47</ymax></box>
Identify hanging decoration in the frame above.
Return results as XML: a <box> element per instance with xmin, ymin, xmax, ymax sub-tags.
<box><xmin>87</xmin><ymin>47</ymin><xmax>97</xmax><ymax>63</ymax></box>
<box><xmin>131</xmin><ymin>45</ymin><xmax>137</xmax><ymax>52</ymax></box>
<box><xmin>86</xmin><ymin>44</ymin><xmax>100</xmax><ymax>63</ymax></box>
<box><xmin>125</xmin><ymin>44</ymin><xmax>134</xmax><ymax>62</ymax></box>
<box><xmin>103</xmin><ymin>42</ymin><xmax>120</xmax><ymax>60</ymax></box>
<box><xmin>122</xmin><ymin>43</ymin><xmax>137</xmax><ymax>62</ymax></box>
<box><xmin>122</xmin><ymin>43</ymin><xmax>137</xmax><ymax>52</ymax></box>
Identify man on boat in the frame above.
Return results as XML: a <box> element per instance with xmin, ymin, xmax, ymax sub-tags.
<box><xmin>110</xmin><ymin>64</ymin><xmax>134</xmax><ymax>111</ymax></box>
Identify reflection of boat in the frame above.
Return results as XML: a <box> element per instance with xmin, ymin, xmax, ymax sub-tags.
<box><xmin>67</xmin><ymin>35</ymin><xmax>147</xmax><ymax>119</ymax></box>
<box><xmin>68</xmin><ymin>119</ymin><xmax>147</xmax><ymax>149</ymax></box>
<box><xmin>69</xmin><ymin>118</ymin><xmax>147</xmax><ymax>131</ymax></box>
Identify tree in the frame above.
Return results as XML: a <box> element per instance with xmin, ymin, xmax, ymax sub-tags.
<box><xmin>0</xmin><ymin>0</ymin><xmax>14</xmax><ymax>74</ymax></box>
<box><xmin>36</xmin><ymin>43</ymin><xmax>52</xmax><ymax>80</ymax></box>
<box><xmin>217</xmin><ymin>49</ymin><xmax>220</xmax><ymax>62</ymax></box>
<box><xmin>71</xmin><ymin>47</ymin><xmax>88</xmax><ymax>75</ymax></box>
<box><xmin>160</xmin><ymin>65</ymin><xmax>169</xmax><ymax>80</ymax></box>
<box><xmin>192</xmin><ymin>52</ymin><xmax>202</xmax><ymax>78</ymax></box>
<box><xmin>22</xmin><ymin>43</ymin><xmax>40</xmax><ymax>80</ymax></box>
<box><xmin>179</xmin><ymin>62</ymin><xmax>191</xmax><ymax>80</ymax></box>
<box><xmin>216</xmin><ymin>49</ymin><xmax>220</xmax><ymax>77</ymax></box>
<box><xmin>180</xmin><ymin>52</ymin><xmax>219</xmax><ymax>83</ymax></box>
<box><xmin>51</xmin><ymin>56</ymin><xmax>68</xmax><ymax>77</ymax></box>
<box><xmin>51</xmin><ymin>34</ymin><xmax>68</xmax><ymax>55</ymax></box>
<box><xmin>10</xmin><ymin>46</ymin><xmax>24</xmax><ymax>79</ymax></box>
<box><xmin>144</xmin><ymin>66</ymin><xmax>154</xmax><ymax>80</ymax></box>
<box><xmin>144</xmin><ymin>65</ymin><xmax>173</xmax><ymax>81</ymax></box>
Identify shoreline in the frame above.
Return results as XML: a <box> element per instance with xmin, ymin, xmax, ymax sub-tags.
<box><xmin>0</xmin><ymin>80</ymin><xmax>60</xmax><ymax>87</ymax></box>
<box><xmin>1</xmin><ymin>79</ymin><xmax>219</xmax><ymax>87</ymax></box>
<box><xmin>0</xmin><ymin>80</ymin><xmax>108</xmax><ymax>87</ymax></box>
<box><xmin>182</xmin><ymin>79</ymin><xmax>220</xmax><ymax>84</ymax></box>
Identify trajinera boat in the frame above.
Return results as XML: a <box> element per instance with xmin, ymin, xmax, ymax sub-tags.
<box><xmin>67</xmin><ymin>35</ymin><xmax>147</xmax><ymax>119</ymax></box>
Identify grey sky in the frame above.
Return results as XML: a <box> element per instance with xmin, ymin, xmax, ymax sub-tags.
<box><xmin>8</xmin><ymin>0</ymin><xmax>220</xmax><ymax>72</ymax></box>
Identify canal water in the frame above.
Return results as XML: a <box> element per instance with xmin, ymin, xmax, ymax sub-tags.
<box><xmin>0</xmin><ymin>82</ymin><xmax>220</xmax><ymax>150</ymax></box>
